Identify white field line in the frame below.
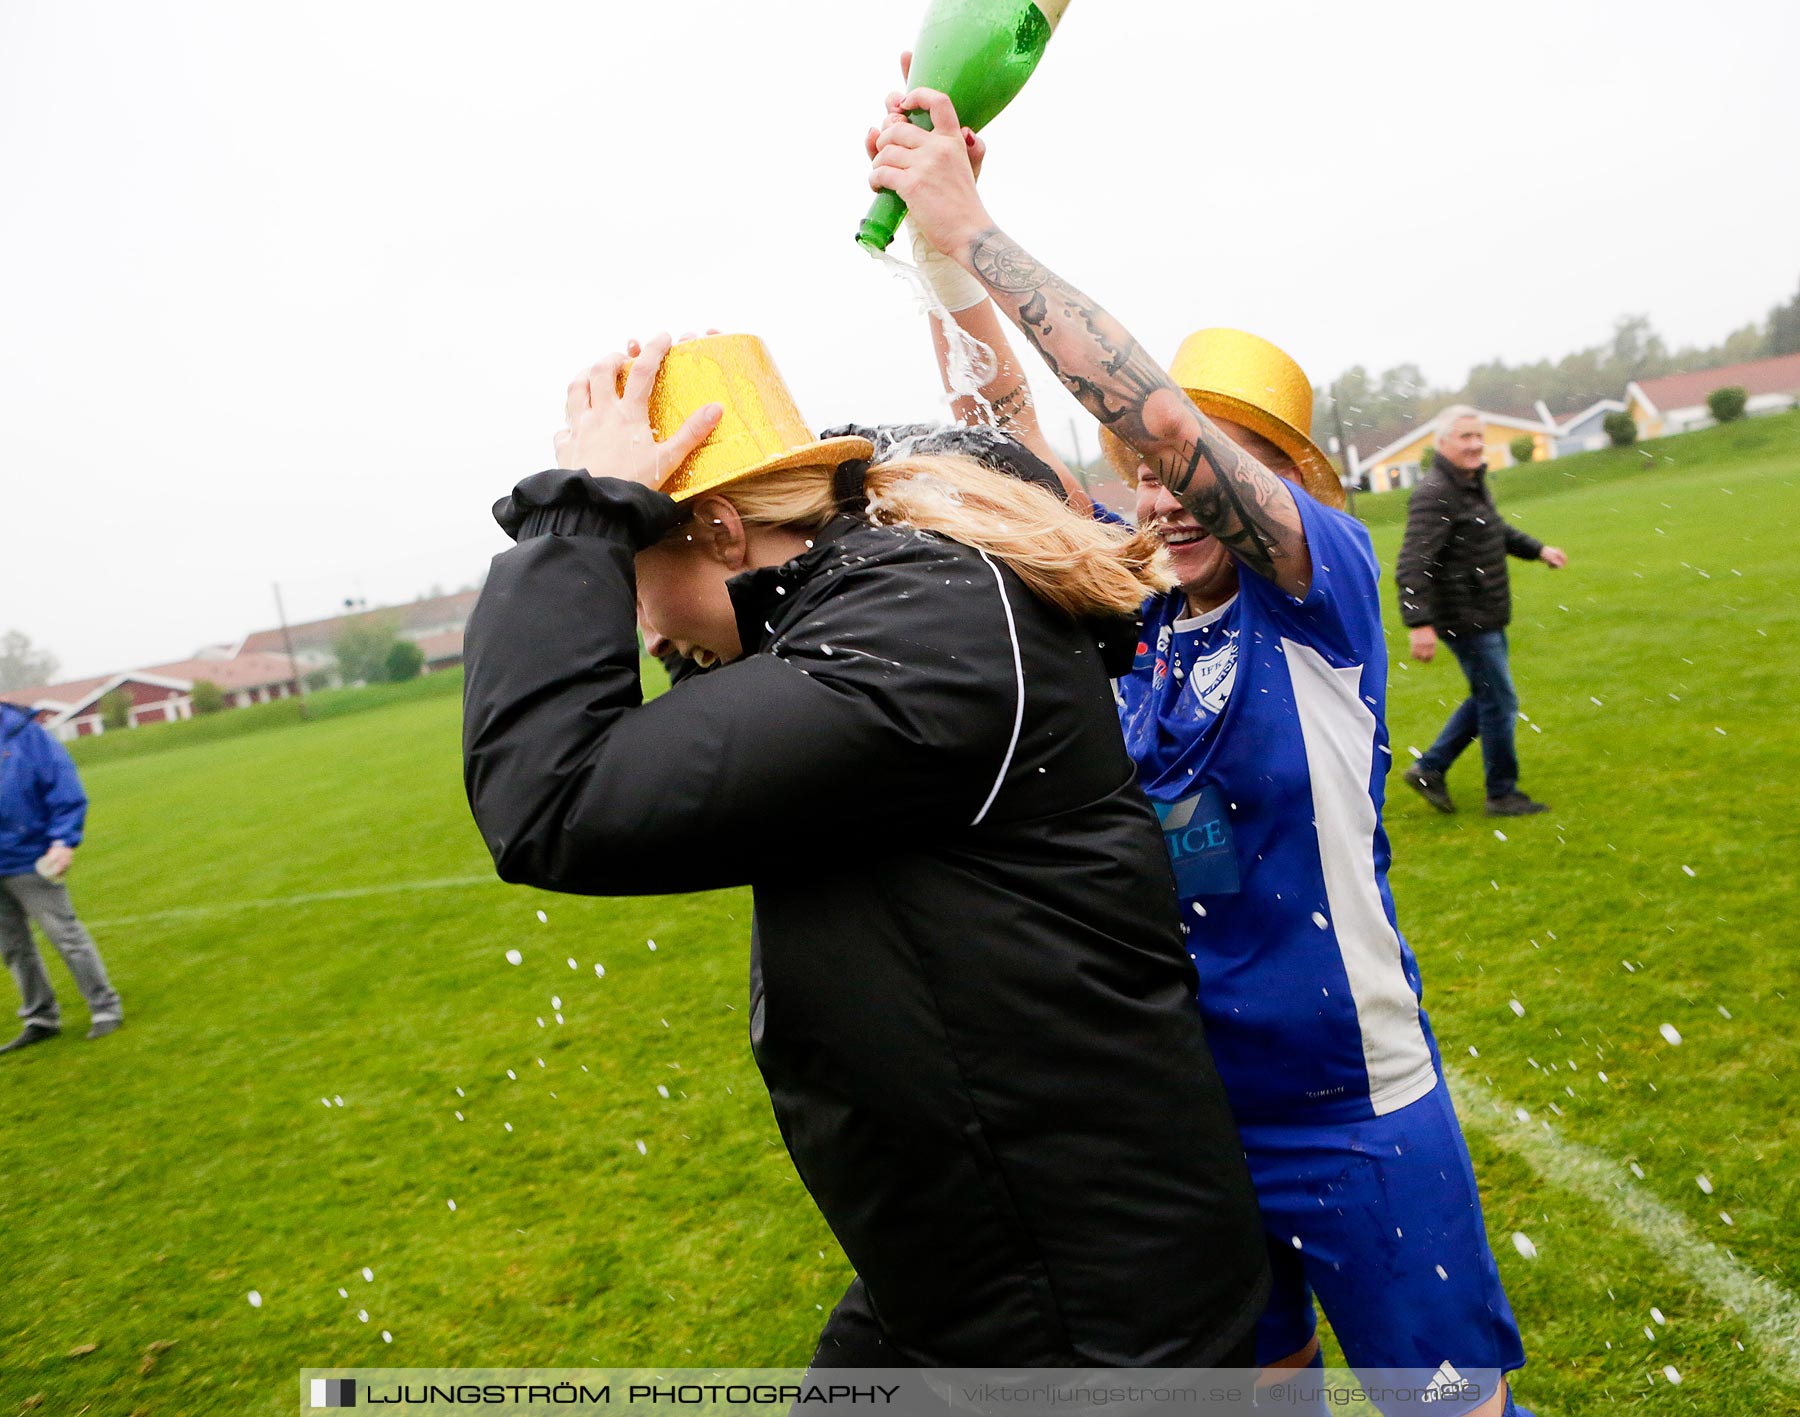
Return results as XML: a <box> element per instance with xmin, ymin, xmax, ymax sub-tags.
<box><xmin>87</xmin><ymin>874</ymin><xmax>502</xmax><ymax>928</ymax></box>
<box><xmin>1447</xmin><ymin>1065</ymin><xmax>1800</xmax><ymax>1382</ymax></box>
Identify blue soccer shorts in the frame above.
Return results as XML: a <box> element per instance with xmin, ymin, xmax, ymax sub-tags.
<box><xmin>1239</xmin><ymin>1070</ymin><xmax>1527</xmax><ymax>1394</ymax></box>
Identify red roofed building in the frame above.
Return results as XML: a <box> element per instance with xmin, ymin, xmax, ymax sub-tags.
<box><xmin>1625</xmin><ymin>353</ymin><xmax>1800</xmax><ymax>438</ymax></box>
<box><xmin>0</xmin><ymin>653</ymin><xmax>299</xmax><ymax>741</ymax></box>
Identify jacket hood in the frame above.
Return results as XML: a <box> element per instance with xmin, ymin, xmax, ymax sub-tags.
<box><xmin>0</xmin><ymin>703</ymin><xmax>32</xmax><ymax>741</ymax></box>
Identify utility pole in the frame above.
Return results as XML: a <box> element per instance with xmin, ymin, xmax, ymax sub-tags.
<box><xmin>1067</xmin><ymin>417</ymin><xmax>1093</xmax><ymax>492</ymax></box>
<box><xmin>273</xmin><ymin>582</ymin><xmax>310</xmax><ymax>720</ymax></box>
<box><xmin>1330</xmin><ymin>383</ymin><xmax>1358</xmax><ymax>517</ymax></box>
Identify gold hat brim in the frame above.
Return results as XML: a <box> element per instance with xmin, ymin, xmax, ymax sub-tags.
<box><xmin>660</xmin><ymin>435</ymin><xmax>875</xmax><ymax>503</ymax></box>
<box><xmin>1101</xmin><ymin>394</ymin><xmax>1345</xmax><ymax>511</ymax></box>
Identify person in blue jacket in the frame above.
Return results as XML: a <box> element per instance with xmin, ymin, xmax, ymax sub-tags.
<box><xmin>0</xmin><ymin>703</ymin><xmax>122</xmax><ymax>1052</ymax></box>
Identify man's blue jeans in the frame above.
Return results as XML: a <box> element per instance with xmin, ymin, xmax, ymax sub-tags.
<box><xmin>1418</xmin><ymin>629</ymin><xmax>1519</xmax><ymax>800</ymax></box>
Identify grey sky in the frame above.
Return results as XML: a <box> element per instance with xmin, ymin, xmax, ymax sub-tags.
<box><xmin>3</xmin><ymin>0</ymin><xmax>1794</xmax><ymax>679</ymax></box>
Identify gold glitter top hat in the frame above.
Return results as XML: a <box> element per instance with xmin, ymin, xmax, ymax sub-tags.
<box><xmin>617</xmin><ymin>333</ymin><xmax>873</xmax><ymax>503</ymax></box>
<box><xmin>1100</xmin><ymin>328</ymin><xmax>1344</xmax><ymax>510</ymax></box>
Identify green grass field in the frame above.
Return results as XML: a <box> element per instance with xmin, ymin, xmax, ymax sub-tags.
<box><xmin>2</xmin><ymin>417</ymin><xmax>1797</xmax><ymax>1414</ymax></box>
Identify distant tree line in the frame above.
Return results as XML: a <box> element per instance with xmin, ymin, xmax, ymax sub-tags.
<box><xmin>1315</xmin><ymin>275</ymin><xmax>1800</xmax><ymax>458</ymax></box>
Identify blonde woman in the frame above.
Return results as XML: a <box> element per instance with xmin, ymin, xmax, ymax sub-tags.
<box><xmin>462</xmin><ymin>333</ymin><xmax>1269</xmax><ymax>1369</ymax></box>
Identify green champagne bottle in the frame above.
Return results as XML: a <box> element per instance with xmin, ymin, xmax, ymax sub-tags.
<box><xmin>857</xmin><ymin>0</ymin><xmax>1072</xmax><ymax>251</ymax></box>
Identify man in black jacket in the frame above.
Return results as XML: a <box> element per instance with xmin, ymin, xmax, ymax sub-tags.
<box><xmin>1395</xmin><ymin>409</ymin><xmax>1568</xmax><ymax>817</ymax></box>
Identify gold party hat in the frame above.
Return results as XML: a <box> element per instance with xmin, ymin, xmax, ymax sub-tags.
<box><xmin>1100</xmin><ymin>328</ymin><xmax>1343</xmax><ymax>509</ymax></box>
<box><xmin>617</xmin><ymin>333</ymin><xmax>872</xmax><ymax>502</ymax></box>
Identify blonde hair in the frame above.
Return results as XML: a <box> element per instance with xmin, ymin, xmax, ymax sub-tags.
<box><xmin>703</xmin><ymin>453</ymin><xmax>1172</xmax><ymax>619</ymax></box>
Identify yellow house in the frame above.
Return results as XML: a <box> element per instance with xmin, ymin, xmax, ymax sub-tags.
<box><xmin>1356</xmin><ymin>409</ymin><xmax>1556</xmax><ymax>494</ymax></box>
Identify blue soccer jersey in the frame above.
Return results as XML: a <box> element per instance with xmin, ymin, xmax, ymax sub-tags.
<box><xmin>1114</xmin><ymin>487</ymin><xmax>1438</xmax><ymax>1125</ymax></box>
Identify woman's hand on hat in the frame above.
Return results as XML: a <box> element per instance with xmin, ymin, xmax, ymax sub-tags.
<box><xmin>870</xmin><ymin>88</ymin><xmax>991</xmax><ymax>260</ymax></box>
<box><xmin>555</xmin><ymin>333</ymin><xmax>722</xmax><ymax>491</ymax></box>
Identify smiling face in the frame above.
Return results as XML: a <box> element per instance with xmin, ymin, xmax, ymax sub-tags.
<box><xmin>1438</xmin><ymin>414</ymin><xmax>1487</xmax><ymax>472</ymax></box>
<box><xmin>1133</xmin><ymin>416</ymin><xmax>1298</xmax><ymax>613</ymax></box>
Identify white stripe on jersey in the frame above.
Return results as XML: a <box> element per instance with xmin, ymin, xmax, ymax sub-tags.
<box><xmin>1284</xmin><ymin>637</ymin><xmax>1437</xmax><ymax>1116</ymax></box>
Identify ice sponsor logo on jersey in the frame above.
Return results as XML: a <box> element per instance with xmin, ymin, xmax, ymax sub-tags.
<box><xmin>1153</xmin><ymin>785</ymin><xmax>1241</xmax><ymax>897</ymax></box>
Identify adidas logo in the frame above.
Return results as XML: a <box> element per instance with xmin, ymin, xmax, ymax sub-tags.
<box><xmin>1422</xmin><ymin>1363</ymin><xmax>1477</xmax><ymax>1404</ymax></box>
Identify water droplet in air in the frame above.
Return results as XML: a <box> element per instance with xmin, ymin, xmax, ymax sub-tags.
<box><xmin>382</xmin><ymin>1331</ymin><xmax>393</xmax><ymax>1343</ymax></box>
<box><xmin>1720</xmin><ymin>1211</ymin><xmax>1733</xmax><ymax>1226</ymax></box>
<box><xmin>594</xmin><ymin>963</ymin><xmax>606</xmax><ymax>978</ymax></box>
<box><xmin>247</xmin><ymin>1291</ymin><xmax>263</xmax><ymax>1308</ymax></box>
<box><xmin>1311</xmin><ymin>912</ymin><xmax>1329</xmax><ymax>930</ymax></box>
<box><xmin>657</xmin><ymin>1085</ymin><xmax>670</xmax><ymax>1098</ymax></box>
<box><xmin>1509</xmin><ymin>999</ymin><xmax>1526</xmax><ymax>1017</ymax></box>
<box><xmin>362</xmin><ymin>1268</ymin><xmax>374</xmax><ymax>1282</ymax></box>
<box><xmin>1290</xmin><ymin>1236</ymin><xmax>1302</xmax><ymax>1250</ymax></box>
<box><xmin>1659</xmin><ymin>1024</ymin><xmax>1682</xmax><ymax>1046</ymax></box>
<box><xmin>536</xmin><ymin>910</ymin><xmax>547</xmax><ymax>924</ymax></box>
<box><xmin>358</xmin><ymin>1309</ymin><xmax>369</xmax><ymax>1323</ymax></box>
<box><xmin>1434</xmin><ymin>1265</ymin><xmax>1448</xmax><ymax>1280</ymax></box>
<box><xmin>552</xmin><ymin>996</ymin><xmax>562</xmax><ymax>1009</ymax></box>
<box><xmin>447</xmin><ymin>1199</ymin><xmax>456</xmax><ymax>1211</ymax></box>
<box><xmin>1651</xmin><ymin>1307</ymin><xmax>1666</xmax><ymax>1325</ymax></box>
<box><xmin>1663</xmin><ymin>1366</ymin><xmax>1682</xmax><ymax>1386</ymax></box>
<box><xmin>1493</xmin><ymin>830</ymin><xmax>1507</xmax><ymax>842</ymax></box>
<box><xmin>567</xmin><ymin>957</ymin><xmax>577</xmax><ymax>970</ymax></box>
<box><xmin>505</xmin><ymin>949</ymin><xmax>522</xmax><ymax>966</ymax></box>
<box><xmin>648</xmin><ymin>940</ymin><xmax>658</xmax><ymax>951</ymax></box>
<box><xmin>1511</xmin><ymin>1233</ymin><xmax>1538</xmax><ymax>1260</ymax></box>
<box><xmin>636</xmin><ymin>1140</ymin><xmax>647</xmax><ymax>1155</ymax></box>
<box><xmin>1696</xmin><ymin>1175</ymin><xmax>1713</xmax><ymax>1194</ymax></box>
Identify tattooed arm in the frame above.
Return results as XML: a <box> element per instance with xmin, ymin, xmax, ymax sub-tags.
<box><xmin>871</xmin><ymin>88</ymin><xmax>1311</xmax><ymax>595</ymax></box>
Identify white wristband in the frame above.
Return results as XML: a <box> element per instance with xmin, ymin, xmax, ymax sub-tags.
<box><xmin>907</xmin><ymin>223</ymin><xmax>989</xmax><ymax>313</ymax></box>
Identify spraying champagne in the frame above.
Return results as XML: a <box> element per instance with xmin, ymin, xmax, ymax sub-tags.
<box><xmin>857</xmin><ymin>0</ymin><xmax>1071</xmax><ymax>251</ymax></box>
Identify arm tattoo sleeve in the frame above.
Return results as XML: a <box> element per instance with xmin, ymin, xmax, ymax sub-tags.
<box><xmin>966</xmin><ymin>227</ymin><xmax>1307</xmax><ymax>586</ymax></box>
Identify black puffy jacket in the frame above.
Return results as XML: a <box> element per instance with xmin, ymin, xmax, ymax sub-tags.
<box><xmin>463</xmin><ymin>471</ymin><xmax>1268</xmax><ymax>1367</ymax></box>
<box><xmin>1395</xmin><ymin>463</ymin><xmax>1544</xmax><ymax>638</ymax></box>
